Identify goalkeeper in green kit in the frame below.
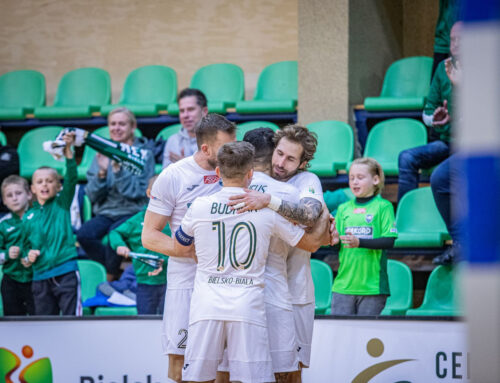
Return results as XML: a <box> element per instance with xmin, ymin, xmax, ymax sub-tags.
<box><xmin>108</xmin><ymin>175</ymin><xmax>170</xmax><ymax>314</ymax></box>
<box><xmin>331</xmin><ymin>157</ymin><xmax>398</xmax><ymax>316</ymax></box>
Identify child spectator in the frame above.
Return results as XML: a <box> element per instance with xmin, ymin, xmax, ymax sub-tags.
<box><xmin>0</xmin><ymin>175</ymin><xmax>34</xmax><ymax>315</ymax></box>
<box><xmin>21</xmin><ymin>132</ymin><xmax>81</xmax><ymax>316</ymax></box>
<box><xmin>108</xmin><ymin>176</ymin><xmax>170</xmax><ymax>315</ymax></box>
<box><xmin>331</xmin><ymin>158</ymin><xmax>398</xmax><ymax>316</ymax></box>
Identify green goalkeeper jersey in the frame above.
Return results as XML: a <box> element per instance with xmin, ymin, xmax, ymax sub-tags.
<box><xmin>108</xmin><ymin>208</ymin><xmax>170</xmax><ymax>285</ymax></box>
<box><xmin>332</xmin><ymin>195</ymin><xmax>397</xmax><ymax>296</ymax></box>
<box><xmin>0</xmin><ymin>212</ymin><xmax>32</xmax><ymax>283</ymax></box>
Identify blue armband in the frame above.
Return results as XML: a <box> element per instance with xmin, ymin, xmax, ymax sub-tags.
<box><xmin>175</xmin><ymin>227</ymin><xmax>194</xmax><ymax>246</ymax></box>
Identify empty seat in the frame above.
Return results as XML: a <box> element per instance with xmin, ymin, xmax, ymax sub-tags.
<box><xmin>406</xmin><ymin>265</ymin><xmax>461</xmax><ymax>316</ymax></box>
<box><xmin>34</xmin><ymin>68</ymin><xmax>111</xmax><ymax>119</ymax></box>
<box><xmin>394</xmin><ymin>187</ymin><xmax>450</xmax><ymax>248</ymax></box>
<box><xmin>77</xmin><ymin>260</ymin><xmax>107</xmax><ymax>316</ymax></box>
<box><xmin>311</xmin><ymin>259</ymin><xmax>333</xmax><ymax>315</ymax></box>
<box><xmin>236</xmin><ymin>61</ymin><xmax>297</xmax><ymax>114</ymax></box>
<box><xmin>0</xmin><ymin>70</ymin><xmax>46</xmax><ymax>120</ymax></box>
<box><xmin>169</xmin><ymin>63</ymin><xmax>244</xmax><ymax>115</ymax></box>
<box><xmin>77</xmin><ymin>126</ymin><xmax>143</xmax><ymax>181</ymax></box>
<box><xmin>307</xmin><ymin>121</ymin><xmax>354</xmax><ymax>177</ymax></box>
<box><xmin>101</xmin><ymin>65</ymin><xmax>177</xmax><ymax>117</ymax></box>
<box><xmin>381</xmin><ymin>260</ymin><xmax>413</xmax><ymax>315</ymax></box>
<box><xmin>236</xmin><ymin>121</ymin><xmax>279</xmax><ymax>141</ymax></box>
<box><xmin>18</xmin><ymin>126</ymin><xmax>65</xmax><ymax>178</ymax></box>
<box><xmin>363</xmin><ymin>118</ymin><xmax>427</xmax><ymax>175</ymax></box>
<box><xmin>364</xmin><ymin>56</ymin><xmax>433</xmax><ymax>111</ymax></box>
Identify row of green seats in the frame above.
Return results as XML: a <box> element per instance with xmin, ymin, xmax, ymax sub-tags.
<box><xmin>0</xmin><ymin>61</ymin><xmax>297</xmax><ymax>121</ymax></box>
<box><xmin>312</xmin><ymin>259</ymin><xmax>461</xmax><ymax>317</ymax></box>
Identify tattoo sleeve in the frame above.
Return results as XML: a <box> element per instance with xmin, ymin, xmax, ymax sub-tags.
<box><xmin>277</xmin><ymin>197</ymin><xmax>323</xmax><ymax>227</ymax></box>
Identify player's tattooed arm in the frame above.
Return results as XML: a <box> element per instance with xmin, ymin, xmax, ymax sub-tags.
<box><xmin>277</xmin><ymin>197</ymin><xmax>323</xmax><ymax>227</ymax></box>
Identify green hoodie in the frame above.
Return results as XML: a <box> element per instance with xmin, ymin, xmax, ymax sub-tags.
<box><xmin>21</xmin><ymin>157</ymin><xmax>78</xmax><ymax>281</ymax></box>
<box><xmin>108</xmin><ymin>208</ymin><xmax>170</xmax><ymax>285</ymax></box>
<box><xmin>0</xmin><ymin>212</ymin><xmax>32</xmax><ymax>283</ymax></box>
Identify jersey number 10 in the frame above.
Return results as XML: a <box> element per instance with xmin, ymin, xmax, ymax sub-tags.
<box><xmin>212</xmin><ymin>221</ymin><xmax>257</xmax><ymax>271</ymax></box>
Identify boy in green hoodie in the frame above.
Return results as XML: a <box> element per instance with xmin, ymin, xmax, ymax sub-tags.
<box><xmin>109</xmin><ymin>176</ymin><xmax>170</xmax><ymax>314</ymax></box>
<box><xmin>22</xmin><ymin>132</ymin><xmax>81</xmax><ymax>315</ymax></box>
<box><xmin>0</xmin><ymin>175</ymin><xmax>34</xmax><ymax>315</ymax></box>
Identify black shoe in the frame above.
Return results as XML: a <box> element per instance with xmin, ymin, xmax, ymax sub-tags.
<box><xmin>433</xmin><ymin>247</ymin><xmax>455</xmax><ymax>265</ymax></box>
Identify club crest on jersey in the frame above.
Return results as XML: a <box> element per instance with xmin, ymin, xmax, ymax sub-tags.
<box><xmin>308</xmin><ymin>186</ymin><xmax>315</xmax><ymax>194</ymax></box>
<box><xmin>365</xmin><ymin>214</ymin><xmax>374</xmax><ymax>223</ymax></box>
<box><xmin>204</xmin><ymin>175</ymin><xmax>220</xmax><ymax>184</ymax></box>
<box><xmin>353</xmin><ymin>208</ymin><xmax>366</xmax><ymax>214</ymax></box>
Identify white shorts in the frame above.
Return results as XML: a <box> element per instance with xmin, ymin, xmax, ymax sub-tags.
<box><xmin>183</xmin><ymin>320</ymin><xmax>274</xmax><ymax>383</ymax></box>
<box><xmin>292</xmin><ymin>302</ymin><xmax>315</xmax><ymax>368</ymax></box>
<box><xmin>266</xmin><ymin>303</ymin><xmax>300</xmax><ymax>373</ymax></box>
<box><xmin>161</xmin><ymin>288</ymin><xmax>192</xmax><ymax>356</ymax></box>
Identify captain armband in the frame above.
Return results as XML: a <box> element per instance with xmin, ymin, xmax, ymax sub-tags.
<box><xmin>175</xmin><ymin>227</ymin><xmax>194</xmax><ymax>246</ymax></box>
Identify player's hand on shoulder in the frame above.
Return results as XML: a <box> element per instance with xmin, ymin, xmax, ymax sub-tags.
<box><xmin>228</xmin><ymin>189</ymin><xmax>271</xmax><ymax>214</ymax></box>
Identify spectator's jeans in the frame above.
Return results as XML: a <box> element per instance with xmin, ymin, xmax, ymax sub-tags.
<box><xmin>1</xmin><ymin>274</ymin><xmax>34</xmax><ymax>316</ymax></box>
<box><xmin>32</xmin><ymin>271</ymin><xmax>80</xmax><ymax>316</ymax></box>
<box><xmin>136</xmin><ymin>283</ymin><xmax>166</xmax><ymax>315</ymax></box>
<box><xmin>430</xmin><ymin>155</ymin><xmax>464</xmax><ymax>245</ymax></box>
<box><xmin>398</xmin><ymin>140</ymin><xmax>450</xmax><ymax>201</ymax></box>
<box><xmin>77</xmin><ymin>214</ymin><xmax>132</xmax><ymax>275</ymax></box>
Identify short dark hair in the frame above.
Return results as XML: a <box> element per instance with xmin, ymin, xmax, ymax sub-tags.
<box><xmin>195</xmin><ymin>113</ymin><xmax>236</xmax><ymax>149</ymax></box>
<box><xmin>243</xmin><ymin>127</ymin><xmax>275</xmax><ymax>165</ymax></box>
<box><xmin>217</xmin><ymin>142</ymin><xmax>254</xmax><ymax>179</ymax></box>
<box><xmin>274</xmin><ymin>124</ymin><xmax>318</xmax><ymax>168</ymax></box>
<box><xmin>178</xmin><ymin>88</ymin><xmax>207</xmax><ymax>108</ymax></box>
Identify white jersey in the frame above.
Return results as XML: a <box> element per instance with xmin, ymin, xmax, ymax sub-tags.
<box><xmin>286</xmin><ymin>171</ymin><xmax>324</xmax><ymax>304</ymax></box>
<box><xmin>148</xmin><ymin>155</ymin><xmax>222</xmax><ymax>289</ymax></box>
<box><xmin>249</xmin><ymin>171</ymin><xmax>300</xmax><ymax>311</ymax></box>
<box><xmin>179</xmin><ymin>187</ymin><xmax>304</xmax><ymax>327</ymax></box>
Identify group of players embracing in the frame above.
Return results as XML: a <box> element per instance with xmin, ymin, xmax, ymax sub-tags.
<box><xmin>142</xmin><ymin>113</ymin><xmax>337</xmax><ymax>383</ymax></box>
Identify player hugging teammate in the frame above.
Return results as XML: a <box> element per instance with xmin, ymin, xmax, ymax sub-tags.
<box><xmin>142</xmin><ymin>117</ymin><xmax>337</xmax><ymax>383</ymax></box>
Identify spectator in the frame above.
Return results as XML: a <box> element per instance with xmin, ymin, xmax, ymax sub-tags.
<box><xmin>0</xmin><ymin>175</ymin><xmax>34</xmax><ymax>315</ymax></box>
<box><xmin>77</xmin><ymin>108</ymin><xmax>155</xmax><ymax>280</ymax></box>
<box><xmin>20</xmin><ymin>132</ymin><xmax>81</xmax><ymax>315</ymax></box>
<box><xmin>0</xmin><ymin>139</ymin><xmax>20</xmax><ymax>215</ymax></box>
<box><xmin>432</xmin><ymin>0</ymin><xmax>460</xmax><ymax>77</ymax></box>
<box><xmin>108</xmin><ymin>176</ymin><xmax>170</xmax><ymax>315</ymax></box>
<box><xmin>397</xmin><ymin>21</ymin><xmax>462</xmax><ymax>202</ymax></box>
<box><xmin>162</xmin><ymin>89</ymin><xmax>208</xmax><ymax>168</ymax></box>
<box><xmin>332</xmin><ymin>158</ymin><xmax>397</xmax><ymax>316</ymax></box>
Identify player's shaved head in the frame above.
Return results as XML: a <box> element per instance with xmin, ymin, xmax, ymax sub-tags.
<box><xmin>217</xmin><ymin>142</ymin><xmax>255</xmax><ymax>180</ymax></box>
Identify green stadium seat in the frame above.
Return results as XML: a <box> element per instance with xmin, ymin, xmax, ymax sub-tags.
<box><xmin>18</xmin><ymin>126</ymin><xmax>65</xmax><ymax>178</ymax></box>
<box><xmin>311</xmin><ymin>259</ymin><xmax>333</xmax><ymax>315</ymax></box>
<box><xmin>169</xmin><ymin>63</ymin><xmax>245</xmax><ymax>115</ymax></box>
<box><xmin>77</xmin><ymin>259</ymin><xmax>107</xmax><ymax>316</ymax></box>
<box><xmin>101</xmin><ymin>65</ymin><xmax>177</xmax><ymax>117</ymax></box>
<box><xmin>82</xmin><ymin>195</ymin><xmax>92</xmax><ymax>222</ymax></box>
<box><xmin>94</xmin><ymin>306</ymin><xmax>137</xmax><ymax>316</ymax></box>
<box><xmin>0</xmin><ymin>70</ymin><xmax>46</xmax><ymax>120</ymax></box>
<box><xmin>363</xmin><ymin>118</ymin><xmax>427</xmax><ymax>175</ymax></box>
<box><xmin>0</xmin><ymin>131</ymin><xmax>6</xmax><ymax>146</ymax></box>
<box><xmin>34</xmin><ymin>68</ymin><xmax>111</xmax><ymax>119</ymax></box>
<box><xmin>394</xmin><ymin>187</ymin><xmax>450</xmax><ymax>248</ymax></box>
<box><xmin>364</xmin><ymin>56</ymin><xmax>433</xmax><ymax>111</ymax></box>
<box><xmin>406</xmin><ymin>265</ymin><xmax>462</xmax><ymax>316</ymax></box>
<box><xmin>381</xmin><ymin>260</ymin><xmax>413</xmax><ymax>315</ymax></box>
<box><xmin>236</xmin><ymin>121</ymin><xmax>279</xmax><ymax>141</ymax></box>
<box><xmin>307</xmin><ymin>121</ymin><xmax>354</xmax><ymax>176</ymax></box>
<box><xmin>77</xmin><ymin>126</ymin><xmax>143</xmax><ymax>181</ymax></box>
<box><xmin>235</xmin><ymin>61</ymin><xmax>297</xmax><ymax>114</ymax></box>
<box><xmin>324</xmin><ymin>188</ymin><xmax>353</xmax><ymax>216</ymax></box>
<box><xmin>155</xmin><ymin>124</ymin><xmax>183</xmax><ymax>174</ymax></box>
